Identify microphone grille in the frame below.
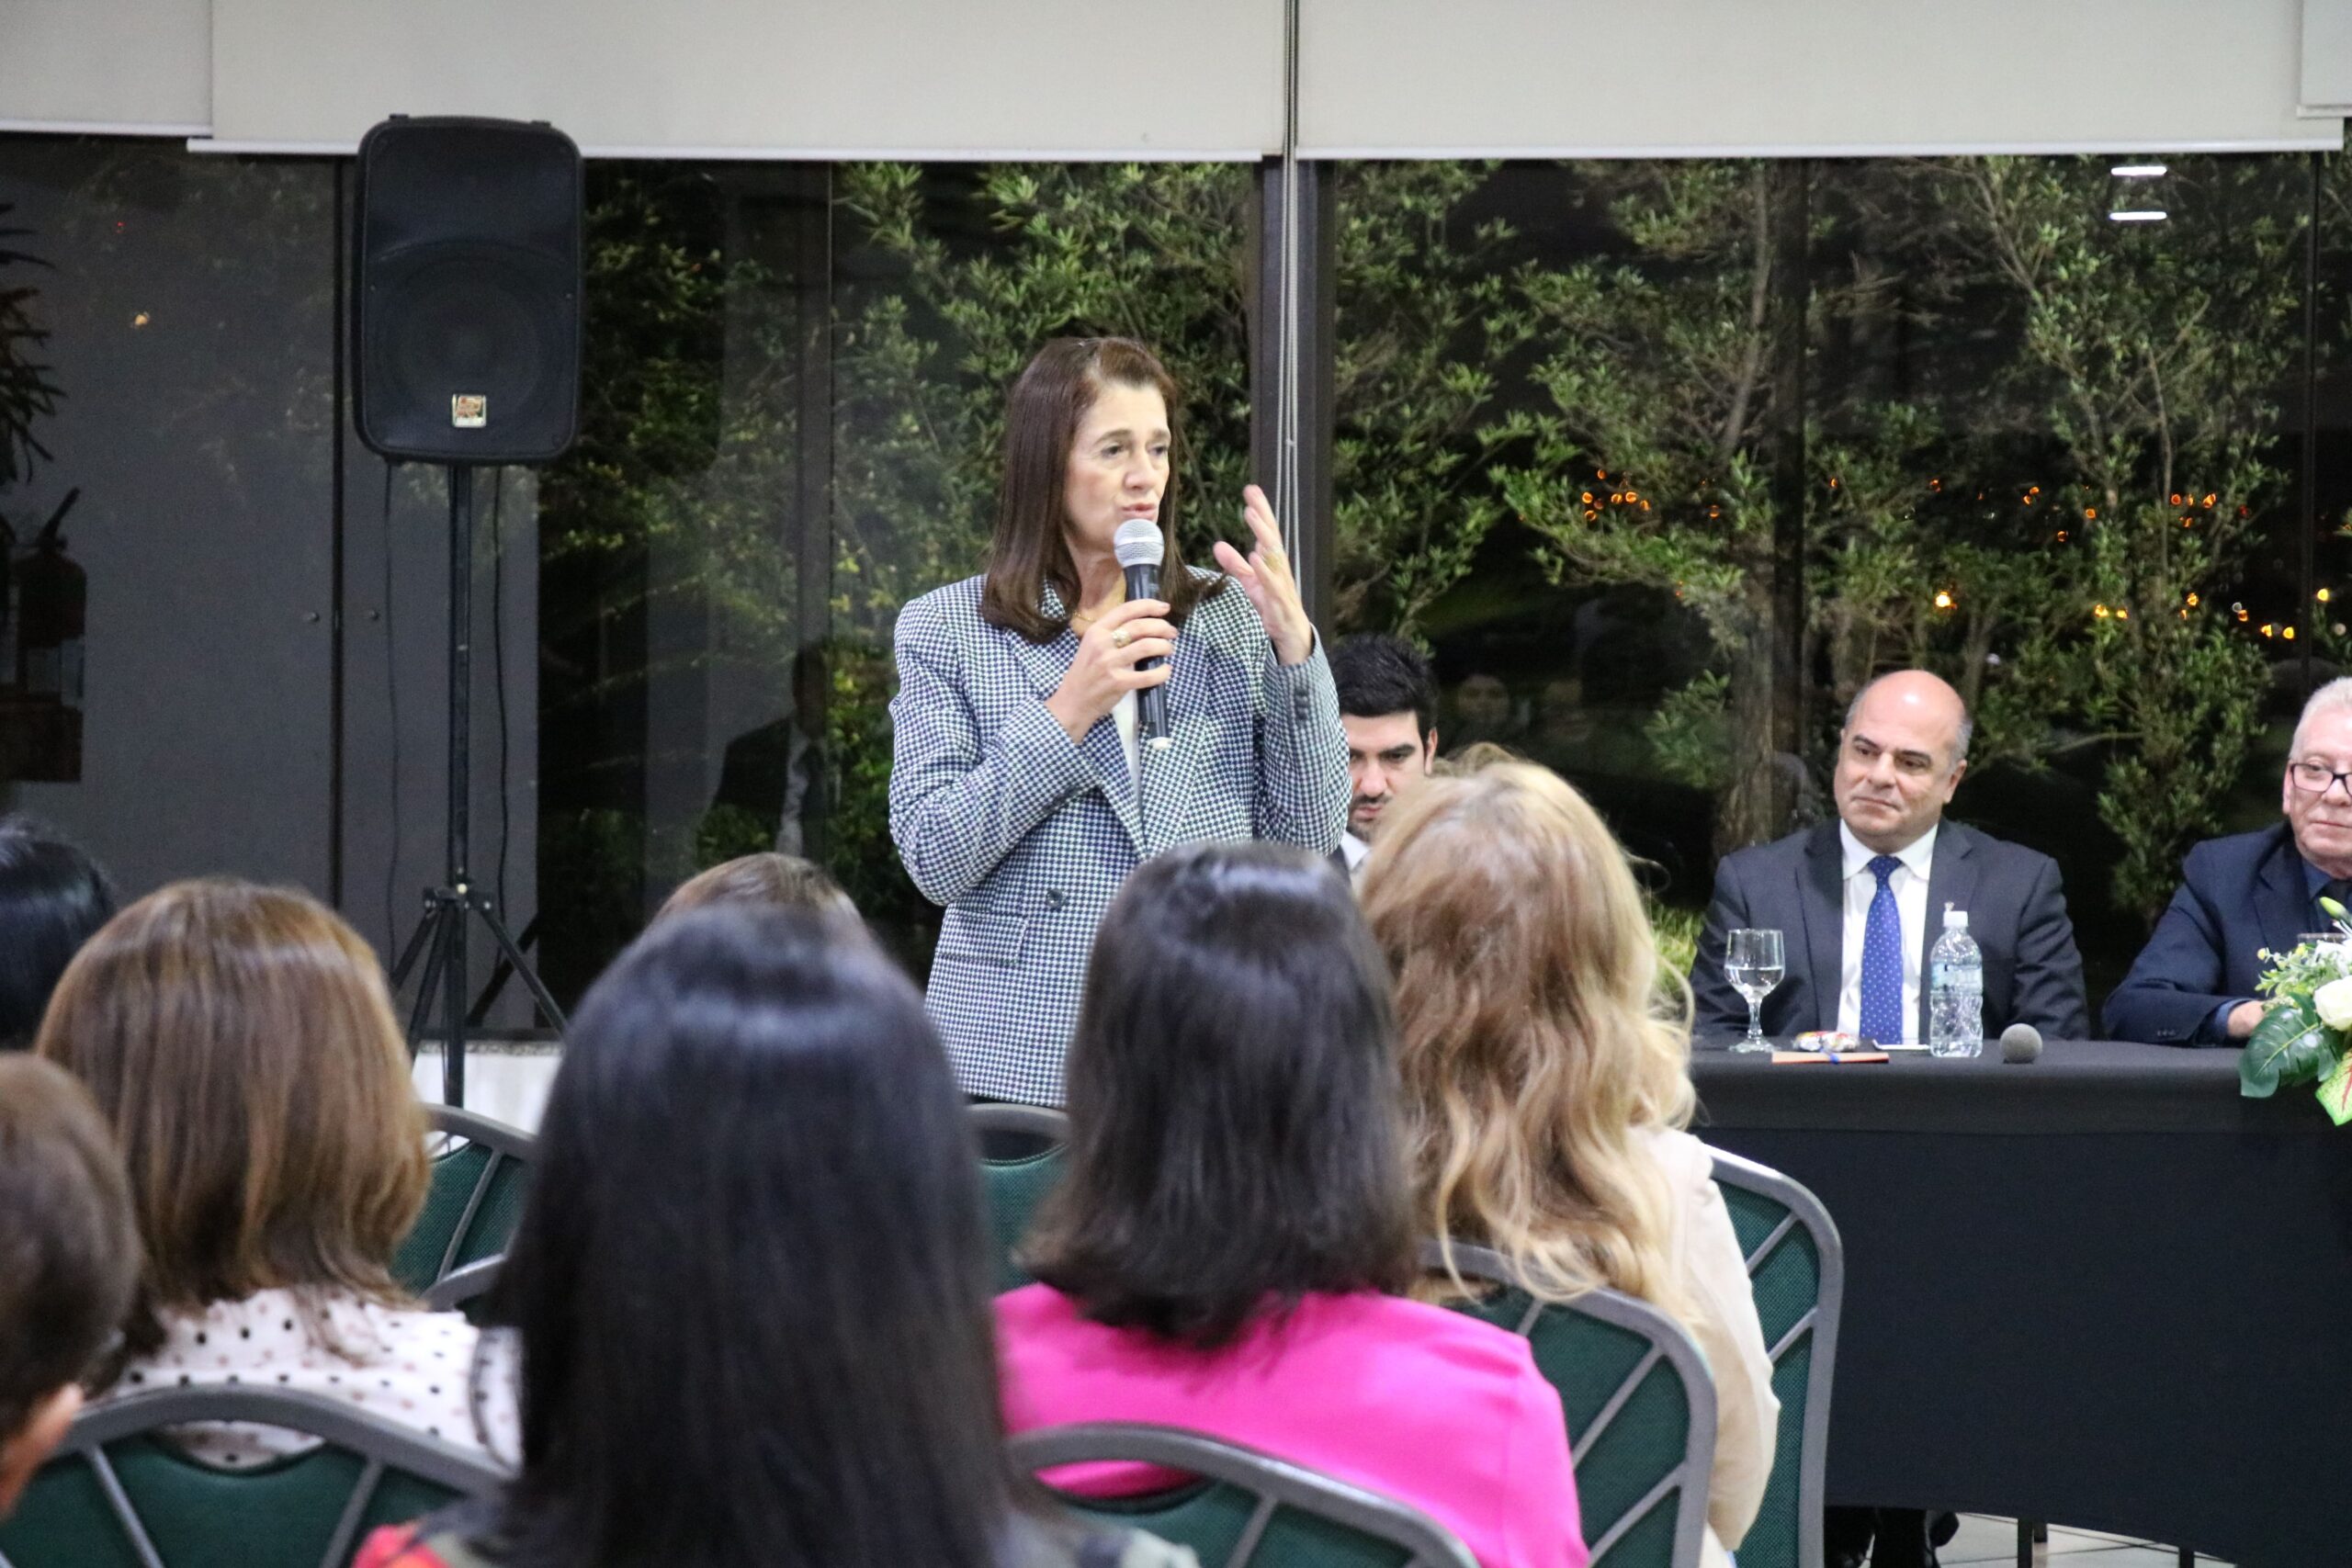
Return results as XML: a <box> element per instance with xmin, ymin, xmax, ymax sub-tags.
<box><xmin>1999</xmin><ymin>1022</ymin><xmax>2042</xmax><ymax>1064</ymax></box>
<box><xmin>1114</xmin><ymin>518</ymin><xmax>1165</xmax><ymax>569</ymax></box>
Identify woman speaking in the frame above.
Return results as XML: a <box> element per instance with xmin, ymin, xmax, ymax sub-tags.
<box><xmin>889</xmin><ymin>338</ymin><xmax>1349</xmax><ymax>1105</ymax></box>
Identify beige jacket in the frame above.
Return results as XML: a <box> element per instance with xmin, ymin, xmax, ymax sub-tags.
<box><xmin>1639</xmin><ymin>1125</ymin><xmax>1781</xmax><ymax>1568</ymax></box>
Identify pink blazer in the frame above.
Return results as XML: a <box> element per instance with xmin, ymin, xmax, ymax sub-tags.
<box><xmin>996</xmin><ymin>1285</ymin><xmax>1589</xmax><ymax>1568</ymax></box>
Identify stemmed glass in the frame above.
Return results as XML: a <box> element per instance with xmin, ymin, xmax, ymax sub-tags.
<box><xmin>1725</xmin><ymin>929</ymin><xmax>1785</xmax><ymax>1053</ymax></box>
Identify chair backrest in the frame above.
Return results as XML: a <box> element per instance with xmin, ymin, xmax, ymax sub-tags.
<box><xmin>0</xmin><ymin>1388</ymin><xmax>503</xmax><ymax>1568</ymax></box>
<box><xmin>1422</xmin><ymin>1240</ymin><xmax>1714</xmax><ymax>1568</ymax></box>
<box><xmin>394</xmin><ymin>1106</ymin><xmax>535</xmax><ymax>1298</ymax></box>
<box><xmin>1703</xmin><ymin>1147</ymin><xmax>1842</xmax><ymax>1568</ymax></box>
<box><xmin>969</xmin><ymin>1102</ymin><xmax>1070</xmax><ymax>1293</ymax></box>
<box><xmin>1012</xmin><ymin>1422</ymin><xmax>1479</xmax><ymax>1568</ymax></box>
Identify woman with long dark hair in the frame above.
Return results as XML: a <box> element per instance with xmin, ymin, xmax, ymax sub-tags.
<box><xmin>889</xmin><ymin>337</ymin><xmax>1350</xmax><ymax>1105</ymax></box>
<box><xmin>1001</xmin><ymin>842</ymin><xmax>1589</xmax><ymax>1568</ymax></box>
<box><xmin>355</xmin><ymin>908</ymin><xmax>1192</xmax><ymax>1568</ymax></box>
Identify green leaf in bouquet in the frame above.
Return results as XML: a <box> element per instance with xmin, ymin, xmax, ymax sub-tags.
<box><xmin>2240</xmin><ymin>1000</ymin><xmax>2335</xmax><ymax>1098</ymax></box>
<box><xmin>2320</xmin><ymin>1053</ymin><xmax>2352</xmax><ymax>1126</ymax></box>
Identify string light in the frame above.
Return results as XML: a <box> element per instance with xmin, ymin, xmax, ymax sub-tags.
<box><xmin>1934</xmin><ymin>591</ymin><xmax>1955</xmax><ymax>610</ymax></box>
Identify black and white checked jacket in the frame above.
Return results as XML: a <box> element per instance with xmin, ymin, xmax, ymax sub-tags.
<box><xmin>888</xmin><ymin>570</ymin><xmax>1350</xmax><ymax>1105</ymax></box>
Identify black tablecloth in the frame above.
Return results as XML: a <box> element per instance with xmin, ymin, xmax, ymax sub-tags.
<box><xmin>1690</xmin><ymin>1040</ymin><xmax>2350</xmax><ymax>1567</ymax></box>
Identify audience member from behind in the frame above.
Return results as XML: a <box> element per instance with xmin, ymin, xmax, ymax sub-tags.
<box><xmin>356</xmin><ymin>908</ymin><xmax>1193</xmax><ymax>1568</ymax></box>
<box><xmin>1329</xmin><ymin>634</ymin><xmax>1440</xmax><ymax>878</ymax></box>
<box><xmin>655</xmin><ymin>850</ymin><xmax>864</xmax><ymax>936</ymax></box>
<box><xmin>0</xmin><ymin>817</ymin><xmax>115</xmax><ymax>1049</ymax></box>
<box><xmin>38</xmin><ymin>879</ymin><xmax>514</xmax><ymax>1466</ymax></box>
<box><xmin>1363</xmin><ymin>761</ymin><xmax>1778</xmax><ymax>1568</ymax></box>
<box><xmin>2107</xmin><ymin>675</ymin><xmax>2352</xmax><ymax>1043</ymax></box>
<box><xmin>0</xmin><ymin>1056</ymin><xmax>139</xmax><ymax>1517</ymax></box>
<box><xmin>1001</xmin><ymin>842</ymin><xmax>1589</xmax><ymax>1568</ymax></box>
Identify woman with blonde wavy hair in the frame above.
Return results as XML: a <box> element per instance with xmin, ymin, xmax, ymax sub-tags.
<box><xmin>1361</xmin><ymin>761</ymin><xmax>1778</xmax><ymax>1568</ymax></box>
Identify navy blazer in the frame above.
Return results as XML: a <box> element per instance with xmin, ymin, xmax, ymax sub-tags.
<box><xmin>1690</xmin><ymin>819</ymin><xmax>2090</xmax><ymax>1043</ymax></box>
<box><xmin>2101</xmin><ymin>823</ymin><xmax>2327</xmax><ymax>1045</ymax></box>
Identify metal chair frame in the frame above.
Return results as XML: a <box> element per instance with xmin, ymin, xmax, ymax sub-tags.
<box><xmin>967</xmin><ymin>1101</ymin><xmax>1072</xmax><ymax>1144</ymax></box>
<box><xmin>1705</xmin><ymin>1146</ymin><xmax>1844</xmax><ymax>1568</ymax></box>
<box><xmin>1420</xmin><ymin>1239</ymin><xmax>1715</xmax><ymax>1568</ymax></box>
<box><xmin>420</xmin><ymin>1104</ymin><xmax>534</xmax><ymax>1288</ymax></box>
<box><xmin>1012</xmin><ymin>1421</ymin><xmax>1479</xmax><ymax>1568</ymax></box>
<box><xmin>0</xmin><ymin>1387</ymin><xmax>503</xmax><ymax>1568</ymax></box>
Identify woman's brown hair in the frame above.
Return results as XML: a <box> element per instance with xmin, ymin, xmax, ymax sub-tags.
<box><xmin>36</xmin><ymin>879</ymin><xmax>430</xmax><ymax>1357</ymax></box>
<box><xmin>655</xmin><ymin>852</ymin><xmax>863</xmax><ymax>933</ymax></box>
<box><xmin>979</xmin><ymin>337</ymin><xmax>1224</xmax><ymax>641</ymax></box>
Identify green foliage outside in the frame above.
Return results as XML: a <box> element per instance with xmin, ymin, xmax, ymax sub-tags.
<box><xmin>538</xmin><ymin>153</ymin><xmax>2339</xmax><ymax>986</ymax></box>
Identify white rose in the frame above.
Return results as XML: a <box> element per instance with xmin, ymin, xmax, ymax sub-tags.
<box><xmin>2313</xmin><ymin>976</ymin><xmax>2352</xmax><ymax>1031</ymax></box>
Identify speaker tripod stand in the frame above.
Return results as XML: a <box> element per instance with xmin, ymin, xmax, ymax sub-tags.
<box><xmin>387</xmin><ymin>464</ymin><xmax>566</xmax><ymax>1106</ymax></box>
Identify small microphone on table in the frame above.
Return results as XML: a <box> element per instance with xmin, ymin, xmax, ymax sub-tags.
<box><xmin>1113</xmin><ymin>517</ymin><xmax>1172</xmax><ymax>750</ymax></box>
<box><xmin>1999</xmin><ymin>1022</ymin><xmax>2042</xmax><ymax>1064</ymax></box>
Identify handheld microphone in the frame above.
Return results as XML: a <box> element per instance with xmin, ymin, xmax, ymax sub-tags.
<box><xmin>1999</xmin><ymin>1022</ymin><xmax>2042</xmax><ymax>1064</ymax></box>
<box><xmin>1113</xmin><ymin>518</ymin><xmax>1171</xmax><ymax>750</ymax></box>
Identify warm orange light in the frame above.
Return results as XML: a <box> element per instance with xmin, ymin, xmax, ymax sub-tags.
<box><xmin>1934</xmin><ymin>591</ymin><xmax>1955</xmax><ymax>609</ymax></box>
<box><xmin>2285</xmin><ymin>626</ymin><xmax>2298</xmax><ymax>640</ymax></box>
<box><xmin>2321</xmin><ymin>588</ymin><xmax>2333</xmax><ymax>604</ymax></box>
<box><xmin>2085</xmin><ymin>508</ymin><xmax>2097</xmax><ymax>520</ymax></box>
<box><xmin>2116</xmin><ymin>608</ymin><xmax>2130</xmax><ymax>620</ymax></box>
<box><xmin>1610</xmin><ymin>492</ymin><xmax>1624</xmax><ymax>504</ymax></box>
<box><xmin>2187</xmin><ymin>592</ymin><xmax>2200</xmax><ymax>607</ymax></box>
<box><xmin>2203</xmin><ymin>493</ymin><xmax>2217</xmax><ymax>507</ymax></box>
<box><xmin>2170</xmin><ymin>492</ymin><xmax>2184</xmax><ymax>505</ymax></box>
<box><xmin>2261</xmin><ymin>624</ymin><xmax>2276</xmax><ymax>637</ymax></box>
<box><xmin>2056</xmin><ymin>530</ymin><xmax>2070</xmax><ymax>542</ymax></box>
<box><xmin>2094</xmin><ymin>604</ymin><xmax>2111</xmax><ymax>619</ymax></box>
<box><xmin>1581</xmin><ymin>491</ymin><xmax>1595</xmax><ymax>504</ymax></box>
<box><xmin>130</xmin><ymin>311</ymin><xmax>150</xmax><ymax>328</ymax></box>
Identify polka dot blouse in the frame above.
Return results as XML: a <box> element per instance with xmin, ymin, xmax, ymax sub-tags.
<box><xmin>101</xmin><ymin>1288</ymin><xmax>519</xmax><ymax>1470</ymax></box>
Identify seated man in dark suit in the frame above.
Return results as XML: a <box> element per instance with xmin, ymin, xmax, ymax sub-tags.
<box><xmin>1692</xmin><ymin>671</ymin><xmax>2089</xmax><ymax>1568</ymax></box>
<box><xmin>1691</xmin><ymin>670</ymin><xmax>2090</xmax><ymax>1046</ymax></box>
<box><xmin>2107</xmin><ymin>677</ymin><xmax>2352</xmax><ymax>1044</ymax></box>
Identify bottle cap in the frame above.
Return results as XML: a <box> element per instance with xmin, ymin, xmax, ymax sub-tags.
<box><xmin>1943</xmin><ymin>907</ymin><xmax>1969</xmax><ymax>930</ymax></box>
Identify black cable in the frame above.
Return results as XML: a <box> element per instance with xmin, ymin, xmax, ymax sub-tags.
<box><xmin>381</xmin><ymin>461</ymin><xmax>401</xmax><ymax>955</ymax></box>
<box><xmin>489</xmin><ymin>468</ymin><xmax>510</xmax><ymax>926</ymax></box>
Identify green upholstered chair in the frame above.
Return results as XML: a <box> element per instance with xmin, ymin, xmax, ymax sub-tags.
<box><xmin>1424</xmin><ymin>1240</ymin><xmax>1714</xmax><ymax>1568</ymax></box>
<box><xmin>969</xmin><ymin>1102</ymin><xmax>1070</xmax><ymax>1293</ymax></box>
<box><xmin>0</xmin><ymin>1388</ymin><xmax>503</xmax><ymax>1568</ymax></box>
<box><xmin>1012</xmin><ymin>1422</ymin><xmax>1478</xmax><ymax>1568</ymax></box>
<box><xmin>1704</xmin><ymin>1147</ymin><xmax>1843</xmax><ymax>1568</ymax></box>
<box><xmin>392</xmin><ymin>1105</ymin><xmax>534</xmax><ymax>1302</ymax></box>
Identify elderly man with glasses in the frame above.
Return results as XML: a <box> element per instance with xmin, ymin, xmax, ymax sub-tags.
<box><xmin>2107</xmin><ymin>677</ymin><xmax>2352</xmax><ymax>1043</ymax></box>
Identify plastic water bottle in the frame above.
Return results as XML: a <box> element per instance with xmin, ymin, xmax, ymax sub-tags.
<box><xmin>1928</xmin><ymin>908</ymin><xmax>1984</xmax><ymax>1058</ymax></box>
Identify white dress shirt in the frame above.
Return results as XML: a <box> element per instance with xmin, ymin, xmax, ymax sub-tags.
<box><xmin>1835</xmin><ymin>820</ymin><xmax>1937</xmax><ymax>1042</ymax></box>
<box><xmin>1340</xmin><ymin>830</ymin><xmax>1372</xmax><ymax>878</ymax></box>
<box><xmin>1113</xmin><ymin>688</ymin><xmax>1139</xmax><ymax>784</ymax></box>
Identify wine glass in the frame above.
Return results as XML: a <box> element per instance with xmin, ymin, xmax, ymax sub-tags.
<box><xmin>1724</xmin><ymin>929</ymin><xmax>1785</xmax><ymax>1053</ymax></box>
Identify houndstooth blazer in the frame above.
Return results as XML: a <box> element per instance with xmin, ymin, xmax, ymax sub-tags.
<box><xmin>889</xmin><ymin>568</ymin><xmax>1350</xmax><ymax>1105</ymax></box>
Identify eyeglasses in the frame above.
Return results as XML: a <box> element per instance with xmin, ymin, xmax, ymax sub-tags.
<box><xmin>2289</xmin><ymin>761</ymin><xmax>2352</xmax><ymax>795</ymax></box>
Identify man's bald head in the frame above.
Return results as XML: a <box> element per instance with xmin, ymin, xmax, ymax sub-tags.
<box><xmin>1834</xmin><ymin>671</ymin><xmax>1972</xmax><ymax>853</ymax></box>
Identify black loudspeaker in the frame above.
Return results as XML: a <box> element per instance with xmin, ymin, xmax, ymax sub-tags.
<box><xmin>353</xmin><ymin>116</ymin><xmax>582</xmax><ymax>464</ymax></box>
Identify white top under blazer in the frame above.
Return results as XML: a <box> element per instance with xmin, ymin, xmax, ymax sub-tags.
<box><xmin>889</xmin><ymin>569</ymin><xmax>1350</xmax><ymax>1105</ymax></box>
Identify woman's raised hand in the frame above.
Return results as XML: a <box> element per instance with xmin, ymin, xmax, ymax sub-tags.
<box><xmin>1046</xmin><ymin>599</ymin><xmax>1175</xmax><ymax>743</ymax></box>
<box><xmin>1214</xmin><ymin>484</ymin><xmax>1315</xmax><ymax>666</ymax></box>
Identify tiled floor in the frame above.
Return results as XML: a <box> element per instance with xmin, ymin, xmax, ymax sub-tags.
<box><xmin>1941</xmin><ymin>1513</ymin><xmax>2226</xmax><ymax>1566</ymax></box>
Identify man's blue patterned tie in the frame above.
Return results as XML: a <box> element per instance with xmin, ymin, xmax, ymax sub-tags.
<box><xmin>1859</xmin><ymin>854</ymin><xmax>1905</xmax><ymax>1043</ymax></box>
